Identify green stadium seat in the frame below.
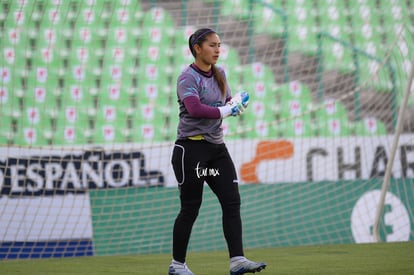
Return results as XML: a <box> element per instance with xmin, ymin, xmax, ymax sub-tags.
<box><xmin>30</xmin><ymin>43</ymin><xmax>65</xmax><ymax>81</ymax></box>
<box><xmin>321</xmin><ymin>37</ymin><xmax>355</xmax><ymax>72</ymax></box>
<box><xmin>273</xmin><ymin>81</ymin><xmax>314</xmax><ymax>122</ymax></box>
<box><xmin>38</xmin><ymin>1</ymin><xmax>70</xmax><ymax>29</ymax></box>
<box><xmin>379</xmin><ymin>0</ymin><xmax>413</xmax><ymax>106</ymax></box>
<box><xmin>380</xmin><ymin>0</ymin><xmax>408</xmax><ymax>25</ymax></box>
<box><xmin>357</xmin><ymin>57</ymin><xmax>394</xmax><ymax>91</ymax></box>
<box><xmin>249</xmin><ymin>80</ymin><xmax>277</xmax><ymax>102</ymax></box>
<box><xmin>137</xmin><ymin>45</ymin><xmax>173</xmax><ymax>78</ymax></box>
<box><xmin>15</xmin><ymin>106</ymin><xmax>54</xmax><ymax>145</ymax></box>
<box><xmin>315</xmin><ymin>117</ymin><xmax>350</xmax><ymax>137</ymax></box>
<box><xmin>98</xmin><ymin>59</ymin><xmax>137</xmax><ymax>95</ymax></box>
<box><xmin>63</xmin><ymin>57</ymin><xmax>97</xmax><ymax>93</ymax></box>
<box><xmin>253</xmin><ymin>1</ymin><xmax>285</xmax><ymax>37</ymax></box>
<box><xmin>243</xmin><ymin>119</ymin><xmax>278</xmax><ymax>139</ymax></box>
<box><xmin>60</xmin><ymin>84</ymin><xmax>97</xmax><ymax>118</ymax></box>
<box><xmin>19</xmin><ymin>106</ymin><xmax>50</xmax><ymax>130</ymax></box>
<box><xmin>52</xmin><ymin>125</ymin><xmax>89</xmax><ymax>145</ymax></box>
<box><xmin>275</xmin><ymin>116</ymin><xmax>315</xmax><ymax>138</ymax></box>
<box><xmin>73</xmin><ymin>1</ymin><xmax>107</xmax><ymax>30</ymax></box>
<box><xmin>314</xmin><ymin>98</ymin><xmax>351</xmax><ymax>137</ymax></box>
<box><xmin>314</xmin><ymin>98</ymin><xmax>351</xmax><ymax>136</ymax></box>
<box><xmin>171</xmin><ymin>26</ymin><xmax>195</xmax><ymax>80</ymax></box>
<box><xmin>219</xmin><ymin>43</ymin><xmax>241</xmax><ymax>65</ymax></box>
<box><xmin>277</xmin><ymin>98</ymin><xmax>310</xmax><ymax>120</ymax></box>
<box><xmin>139</xmin><ymin>7</ymin><xmax>175</xmax><ymax>49</ymax></box>
<box><xmin>138</xmin><ymin>82</ymin><xmax>170</xmax><ymax>106</ymax></box>
<box><xmin>172</xmin><ymin>43</ymin><xmax>193</xmax><ymax>68</ymax></box>
<box><xmin>242</xmin><ymin>64</ymin><xmax>279</xmax><ymax>121</ymax></box>
<box><xmin>221</xmin><ymin>119</ymin><xmax>244</xmax><ymax>140</ymax></box>
<box><xmin>36</xmin><ymin>6</ymin><xmax>66</xmax><ymax>45</ymax></box>
<box><xmin>14</xmin><ymin>126</ymin><xmax>51</xmax><ymax>146</ymax></box>
<box><xmin>349</xmin><ymin>2</ymin><xmax>383</xmax><ymax>53</ymax></box>
<box><xmin>347</xmin><ymin>2</ymin><xmax>394</xmax><ymax>90</ymax></box>
<box><xmin>285</xmin><ymin>0</ymin><xmax>318</xmax><ymax>54</ymax></box>
<box><xmin>354</xmin><ymin>117</ymin><xmax>387</xmax><ymax>136</ymax></box>
<box><xmin>99</xmin><ymin>44</ymin><xmax>138</xmax><ymax>92</ymax></box>
<box><xmin>102</xmin><ymin>27</ymin><xmax>136</xmax><ymax>53</ymax></box>
<box><xmin>22</xmin><ymin>86</ymin><xmax>59</xmax><ymax>119</ymax></box>
<box><xmin>0</xmin><ymin>85</ymin><xmax>22</xmax><ymax>119</ymax></box>
<box><xmin>316</xmin><ymin>0</ymin><xmax>355</xmax><ymax>72</ymax></box>
<box><xmin>171</xmin><ymin>43</ymin><xmax>194</xmax><ymax>83</ymax></box>
<box><xmin>132</xmin><ymin>102</ymin><xmax>166</xmax><ymax>124</ymax></box>
<box><xmin>94</xmin><ymin>1</ymin><xmax>144</xmax><ymax>52</ymax></box>
<box><xmin>141</xmin><ymin>6</ymin><xmax>174</xmax><ymax>30</ymax></box>
<box><xmin>25</xmin><ymin>65</ymin><xmax>60</xmax><ymax>94</ymax></box>
<box><xmin>242</xmin><ymin>98</ymin><xmax>279</xmax><ymax>139</ymax></box>
<box><xmin>381</xmin><ymin>0</ymin><xmax>410</xmax><ymax>60</ymax></box>
<box><xmin>390</xmin><ymin>28</ymin><xmax>414</xmax><ymax>107</ymax></box>
<box><xmin>131</xmin><ymin>122</ymin><xmax>165</xmax><ymax>143</ymax></box>
<box><xmin>317</xmin><ymin>0</ymin><xmax>350</xmax><ymax>37</ymax></box>
<box><xmin>277</xmin><ymin>81</ymin><xmax>313</xmax><ymax>105</ymax></box>
<box><xmin>100</xmin><ymin>4</ymin><xmax>141</xmax><ymax>63</ymax></box>
<box><xmin>315</xmin><ymin>98</ymin><xmax>349</xmax><ymax>119</ymax></box>
<box><xmin>221</xmin><ymin>0</ymin><xmax>251</xmax><ymax>20</ymax></box>
<box><xmin>101</xmin><ymin>0</ymin><xmax>143</xmax><ymax>29</ymax></box>
<box><xmin>139</xmin><ymin>25</ymin><xmax>174</xmax><ymax>50</ymax></box>
<box><xmin>137</xmin><ymin>70</ymin><xmax>172</xmax><ymax>102</ymax></box>
<box><xmin>91</xmin><ymin>105</ymin><xmax>131</xmax><ymax>144</ymax></box>
<box><xmin>130</xmin><ymin>103</ymin><xmax>168</xmax><ymax>142</ymax></box>
<box><xmin>0</xmin><ymin>23</ymin><xmax>30</xmax><ymax>96</ymax></box>
<box><xmin>174</xmin><ymin>25</ymin><xmax>196</xmax><ymax>46</ymax></box>
<box><xmin>0</xmin><ymin>1</ymin><xmax>33</xmax><ymax>28</ymax></box>
<box><xmin>138</xmin><ymin>59</ymin><xmax>168</xmax><ymax>81</ymax></box>
<box><xmin>242</xmin><ymin>62</ymin><xmax>276</xmax><ymax>83</ymax></box>
<box><xmin>90</xmin><ymin>123</ymin><xmax>128</xmax><ymax>145</ymax></box>
<box><xmin>244</xmin><ymin>100</ymin><xmax>275</xmax><ymax>122</ymax></box>
<box><xmin>96</xmin><ymin>82</ymin><xmax>134</xmax><ymax>112</ymax></box>
<box><xmin>26</xmin><ymin>29</ymin><xmax>65</xmax><ymax>90</ymax></box>
<box><xmin>218</xmin><ymin>64</ymin><xmax>242</xmax><ymax>92</ymax></box>
<box><xmin>53</xmin><ymin>105</ymin><xmax>91</xmax><ymax>145</ymax></box>
<box><xmin>241</xmin><ymin>80</ymin><xmax>278</xmax><ymax>122</ymax></box>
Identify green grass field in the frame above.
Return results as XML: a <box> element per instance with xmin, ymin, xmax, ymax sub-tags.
<box><xmin>1</xmin><ymin>242</ymin><xmax>413</xmax><ymax>274</ymax></box>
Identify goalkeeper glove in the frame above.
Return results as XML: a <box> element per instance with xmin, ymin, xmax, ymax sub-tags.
<box><xmin>231</xmin><ymin>91</ymin><xmax>249</xmax><ymax>110</ymax></box>
<box><xmin>218</xmin><ymin>91</ymin><xmax>250</xmax><ymax>118</ymax></box>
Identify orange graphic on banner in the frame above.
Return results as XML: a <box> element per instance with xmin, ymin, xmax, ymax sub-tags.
<box><xmin>241</xmin><ymin>140</ymin><xmax>294</xmax><ymax>183</ymax></box>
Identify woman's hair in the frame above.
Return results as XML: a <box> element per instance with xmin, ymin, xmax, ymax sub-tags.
<box><xmin>188</xmin><ymin>28</ymin><xmax>227</xmax><ymax>97</ymax></box>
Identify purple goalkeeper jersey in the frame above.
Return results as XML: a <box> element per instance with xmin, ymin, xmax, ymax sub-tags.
<box><xmin>176</xmin><ymin>64</ymin><xmax>231</xmax><ymax>144</ymax></box>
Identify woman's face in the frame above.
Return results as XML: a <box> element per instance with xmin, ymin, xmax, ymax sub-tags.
<box><xmin>195</xmin><ymin>33</ymin><xmax>221</xmax><ymax>66</ymax></box>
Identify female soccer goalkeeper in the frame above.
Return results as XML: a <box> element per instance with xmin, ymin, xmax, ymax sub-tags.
<box><xmin>168</xmin><ymin>28</ymin><xmax>266</xmax><ymax>275</ymax></box>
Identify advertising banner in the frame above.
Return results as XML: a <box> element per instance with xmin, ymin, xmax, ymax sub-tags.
<box><xmin>0</xmin><ymin>135</ymin><xmax>412</xmax><ymax>258</ymax></box>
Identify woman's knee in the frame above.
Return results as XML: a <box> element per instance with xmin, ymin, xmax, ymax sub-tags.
<box><xmin>179</xmin><ymin>198</ymin><xmax>202</xmax><ymax>221</ymax></box>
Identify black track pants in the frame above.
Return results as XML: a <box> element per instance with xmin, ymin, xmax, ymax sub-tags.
<box><xmin>171</xmin><ymin>139</ymin><xmax>244</xmax><ymax>263</ymax></box>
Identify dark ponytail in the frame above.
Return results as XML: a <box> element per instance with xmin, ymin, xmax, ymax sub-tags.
<box><xmin>211</xmin><ymin>65</ymin><xmax>226</xmax><ymax>97</ymax></box>
<box><xmin>189</xmin><ymin>28</ymin><xmax>227</xmax><ymax>97</ymax></box>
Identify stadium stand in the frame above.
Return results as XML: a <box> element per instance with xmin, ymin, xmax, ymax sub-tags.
<box><xmin>1</xmin><ymin>0</ymin><xmax>413</xmax><ymax>146</ymax></box>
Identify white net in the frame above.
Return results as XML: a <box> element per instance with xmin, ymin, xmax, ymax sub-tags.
<box><xmin>0</xmin><ymin>0</ymin><xmax>413</xmax><ymax>259</ymax></box>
